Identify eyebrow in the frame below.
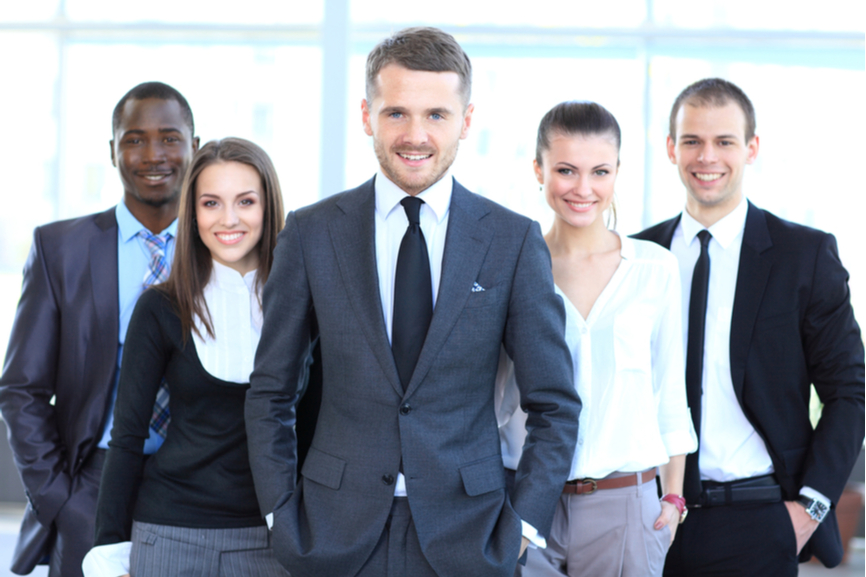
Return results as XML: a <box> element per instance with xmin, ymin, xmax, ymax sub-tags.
<box><xmin>679</xmin><ymin>133</ymin><xmax>740</xmax><ymax>141</ymax></box>
<box><xmin>555</xmin><ymin>161</ymin><xmax>612</xmax><ymax>171</ymax></box>
<box><xmin>120</xmin><ymin>127</ymin><xmax>184</xmax><ymax>138</ymax></box>
<box><xmin>199</xmin><ymin>190</ymin><xmax>260</xmax><ymax>199</ymax></box>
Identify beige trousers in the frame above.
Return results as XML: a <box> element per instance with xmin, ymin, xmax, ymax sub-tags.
<box><xmin>520</xmin><ymin>471</ymin><xmax>671</xmax><ymax>577</ymax></box>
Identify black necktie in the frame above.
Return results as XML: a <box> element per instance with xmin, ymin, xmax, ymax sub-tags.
<box><xmin>392</xmin><ymin>197</ymin><xmax>433</xmax><ymax>392</ymax></box>
<box><xmin>684</xmin><ymin>229</ymin><xmax>712</xmax><ymax>503</ymax></box>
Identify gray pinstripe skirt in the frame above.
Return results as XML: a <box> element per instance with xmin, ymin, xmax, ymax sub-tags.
<box><xmin>129</xmin><ymin>521</ymin><xmax>290</xmax><ymax>577</ymax></box>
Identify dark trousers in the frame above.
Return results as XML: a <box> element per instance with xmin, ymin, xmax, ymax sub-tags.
<box><xmin>48</xmin><ymin>450</ymin><xmax>106</xmax><ymax>577</ymax></box>
<box><xmin>355</xmin><ymin>497</ymin><xmax>438</xmax><ymax>577</ymax></box>
<box><xmin>663</xmin><ymin>500</ymin><xmax>799</xmax><ymax>577</ymax></box>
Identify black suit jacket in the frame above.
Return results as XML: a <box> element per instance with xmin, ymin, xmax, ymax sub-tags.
<box><xmin>0</xmin><ymin>207</ymin><xmax>120</xmax><ymax>573</ymax></box>
<box><xmin>634</xmin><ymin>202</ymin><xmax>865</xmax><ymax>567</ymax></box>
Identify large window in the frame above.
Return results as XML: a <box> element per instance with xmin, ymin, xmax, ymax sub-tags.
<box><xmin>1</xmin><ymin>1</ymin><xmax>864</xmax><ymax>360</ymax></box>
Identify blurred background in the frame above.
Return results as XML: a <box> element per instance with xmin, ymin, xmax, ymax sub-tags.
<box><xmin>0</xmin><ymin>0</ymin><xmax>863</xmax><ymax>573</ymax></box>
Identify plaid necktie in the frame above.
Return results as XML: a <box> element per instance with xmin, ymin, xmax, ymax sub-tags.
<box><xmin>138</xmin><ymin>230</ymin><xmax>172</xmax><ymax>438</ymax></box>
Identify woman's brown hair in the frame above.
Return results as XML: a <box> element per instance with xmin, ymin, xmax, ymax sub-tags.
<box><xmin>158</xmin><ymin>137</ymin><xmax>285</xmax><ymax>340</ymax></box>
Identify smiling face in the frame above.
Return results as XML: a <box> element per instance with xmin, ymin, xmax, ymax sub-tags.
<box><xmin>535</xmin><ymin>132</ymin><xmax>619</xmax><ymax>231</ymax></box>
<box><xmin>111</xmin><ymin>97</ymin><xmax>197</xmax><ymax>212</ymax></box>
<box><xmin>362</xmin><ymin>64</ymin><xmax>473</xmax><ymax>196</ymax></box>
<box><xmin>667</xmin><ymin>100</ymin><xmax>759</xmax><ymax>225</ymax></box>
<box><xmin>195</xmin><ymin>161</ymin><xmax>264</xmax><ymax>275</ymax></box>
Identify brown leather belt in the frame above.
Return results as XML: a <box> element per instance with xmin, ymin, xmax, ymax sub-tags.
<box><xmin>562</xmin><ymin>468</ymin><xmax>657</xmax><ymax>495</ymax></box>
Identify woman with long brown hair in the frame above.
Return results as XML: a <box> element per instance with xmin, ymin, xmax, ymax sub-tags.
<box><xmin>83</xmin><ymin>138</ymin><xmax>289</xmax><ymax>576</ymax></box>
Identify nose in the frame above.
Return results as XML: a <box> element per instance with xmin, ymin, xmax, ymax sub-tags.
<box><xmin>697</xmin><ymin>142</ymin><xmax>718</xmax><ymax>163</ymax></box>
<box><xmin>403</xmin><ymin>117</ymin><xmax>428</xmax><ymax>146</ymax></box>
<box><xmin>221</xmin><ymin>205</ymin><xmax>240</xmax><ymax>227</ymax></box>
<box><xmin>143</xmin><ymin>140</ymin><xmax>166</xmax><ymax>165</ymax></box>
<box><xmin>574</xmin><ymin>174</ymin><xmax>592</xmax><ymax>198</ymax></box>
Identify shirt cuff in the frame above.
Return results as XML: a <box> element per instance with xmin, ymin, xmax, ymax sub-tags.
<box><xmin>82</xmin><ymin>542</ymin><xmax>131</xmax><ymax>577</ymax></box>
<box><xmin>521</xmin><ymin>519</ymin><xmax>547</xmax><ymax>549</ymax></box>
<box><xmin>800</xmin><ymin>486</ymin><xmax>832</xmax><ymax>509</ymax></box>
<box><xmin>266</xmin><ymin>512</ymin><xmax>274</xmax><ymax>529</ymax></box>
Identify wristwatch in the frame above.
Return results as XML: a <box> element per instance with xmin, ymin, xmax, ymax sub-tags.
<box><xmin>797</xmin><ymin>496</ymin><xmax>829</xmax><ymax>523</ymax></box>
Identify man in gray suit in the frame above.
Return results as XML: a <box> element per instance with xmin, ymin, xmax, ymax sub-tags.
<box><xmin>246</xmin><ymin>27</ymin><xmax>581</xmax><ymax>577</ymax></box>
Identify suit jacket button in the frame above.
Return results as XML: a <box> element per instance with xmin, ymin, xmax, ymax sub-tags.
<box><xmin>382</xmin><ymin>474</ymin><xmax>395</xmax><ymax>486</ymax></box>
<box><xmin>399</xmin><ymin>403</ymin><xmax>412</xmax><ymax>415</ymax></box>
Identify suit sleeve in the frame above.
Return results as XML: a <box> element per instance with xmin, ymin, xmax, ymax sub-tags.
<box><xmin>0</xmin><ymin>227</ymin><xmax>72</xmax><ymax>526</ymax></box>
<box><xmin>93</xmin><ymin>290</ymin><xmax>168</xmax><ymax>545</ymax></box>
<box><xmin>502</xmin><ymin>221</ymin><xmax>581</xmax><ymax>538</ymax></box>
<box><xmin>246</xmin><ymin>212</ymin><xmax>316</xmax><ymax>516</ymax></box>
<box><xmin>799</xmin><ymin>233</ymin><xmax>865</xmax><ymax>503</ymax></box>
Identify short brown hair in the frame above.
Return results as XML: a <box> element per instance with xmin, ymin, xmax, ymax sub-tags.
<box><xmin>669</xmin><ymin>78</ymin><xmax>756</xmax><ymax>141</ymax></box>
<box><xmin>365</xmin><ymin>26</ymin><xmax>472</xmax><ymax>107</ymax></box>
<box><xmin>158</xmin><ymin>137</ymin><xmax>285</xmax><ymax>340</ymax></box>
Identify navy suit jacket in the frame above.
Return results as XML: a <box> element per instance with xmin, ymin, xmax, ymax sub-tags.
<box><xmin>0</xmin><ymin>208</ymin><xmax>120</xmax><ymax>574</ymax></box>
<box><xmin>634</xmin><ymin>202</ymin><xmax>865</xmax><ymax>567</ymax></box>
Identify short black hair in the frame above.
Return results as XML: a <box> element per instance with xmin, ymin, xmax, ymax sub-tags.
<box><xmin>112</xmin><ymin>81</ymin><xmax>195</xmax><ymax>136</ymax></box>
<box><xmin>669</xmin><ymin>78</ymin><xmax>755</xmax><ymax>141</ymax></box>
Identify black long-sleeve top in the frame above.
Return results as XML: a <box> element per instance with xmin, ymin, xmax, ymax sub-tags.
<box><xmin>94</xmin><ymin>288</ymin><xmax>264</xmax><ymax>545</ymax></box>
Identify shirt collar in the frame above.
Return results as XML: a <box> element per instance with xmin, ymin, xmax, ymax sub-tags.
<box><xmin>209</xmin><ymin>259</ymin><xmax>258</xmax><ymax>294</ymax></box>
<box><xmin>116</xmin><ymin>199</ymin><xmax>178</xmax><ymax>243</ymax></box>
<box><xmin>374</xmin><ymin>169</ymin><xmax>453</xmax><ymax>224</ymax></box>
<box><xmin>680</xmin><ymin>195</ymin><xmax>748</xmax><ymax>250</ymax></box>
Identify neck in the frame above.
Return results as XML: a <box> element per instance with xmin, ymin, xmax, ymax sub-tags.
<box><xmin>685</xmin><ymin>192</ymin><xmax>742</xmax><ymax>228</ymax></box>
<box><xmin>126</xmin><ymin>196</ymin><xmax>179</xmax><ymax>235</ymax></box>
<box><xmin>545</xmin><ymin>216</ymin><xmax>616</xmax><ymax>257</ymax></box>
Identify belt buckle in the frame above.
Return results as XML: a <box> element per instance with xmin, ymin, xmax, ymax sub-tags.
<box><xmin>581</xmin><ymin>479</ymin><xmax>598</xmax><ymax>495</ymax></box>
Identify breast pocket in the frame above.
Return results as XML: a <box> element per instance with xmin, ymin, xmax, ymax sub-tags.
<box><xmin>613</xmin><ymin>306</ymin><xmax>654</xmax><ymax>373</ymax></box>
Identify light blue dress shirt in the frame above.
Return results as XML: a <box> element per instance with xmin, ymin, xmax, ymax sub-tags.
<box><xmin>97</xmin><ymin>201</ymin><xmax>177</xmax><ymax>453</ymax></box>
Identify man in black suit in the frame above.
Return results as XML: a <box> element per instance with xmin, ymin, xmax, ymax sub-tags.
<box><xmin>0</xmin><ymin>82</ymin><xmax>198</xmax><ymax>577</ymax></box>
<box><xmin>634</xmin><ymin>78</ymin><xmax>864</xmax><ymax>575</ymax></box>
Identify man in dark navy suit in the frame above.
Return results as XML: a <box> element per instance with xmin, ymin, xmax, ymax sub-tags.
<box><xmin>0</xmin><ymin>82</ymin><xmax>199</xmax><ymax>577</ymax></box>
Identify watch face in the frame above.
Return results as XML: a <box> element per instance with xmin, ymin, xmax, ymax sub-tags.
<box><xmin>808</xmin><ymin>501</ymin><xmax>829</xmax><ymax>522</ymax></box>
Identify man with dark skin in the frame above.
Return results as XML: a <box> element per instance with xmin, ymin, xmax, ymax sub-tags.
<box><xmin>0</xmin><ymin>82</ymin><xmax>198</xmax><ymax>577</ymax></box>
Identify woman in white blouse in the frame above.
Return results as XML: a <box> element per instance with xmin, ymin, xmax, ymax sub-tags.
<box><xmin>83</xmin><ymin>138</ymin><xmax>290</xmax><ymax>576</ymax></box>
<box><xmin>498</xmin><ymin>102</ymin><xmax>697</xmax><ymax>577</ymax></box>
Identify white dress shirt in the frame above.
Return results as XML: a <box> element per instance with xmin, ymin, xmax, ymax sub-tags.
<box><xmin>373</xmin><ymin>170</ymin><xmax>543</xmax><ymax>547</ymax></box>
<box><xmin>374</xmin><ymin>169</ymin><xmax>452</xmax><ymax>496</ymax></box>
<box><xmin>671</xmin><ymin>197</ymin><xmax>828</xmax><ymax>507</ymax></box>
<box><xmin>498</xmin><ymin>236</ymin><xmax>697</xmax><ymax>479</ymax></box>
<box><xmin>671</xmin><ymin>197</ymin><xmax>775</xmax><ymax>483</ymax></box>
<box><xmin>82</xmin><ymin>262</ymin><xmax>262</xmax><ymax>577</ymax></box>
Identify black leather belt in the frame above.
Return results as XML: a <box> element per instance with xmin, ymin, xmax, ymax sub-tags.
<box><xmin>695</xmin><ymin>474</ymin><xmax>782</xmax><ymax>507</ymax></box>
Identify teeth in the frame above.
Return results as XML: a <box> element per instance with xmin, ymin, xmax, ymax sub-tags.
<box><xmin>566</xmin><ymin>201</ymin><xmax>593</xmax><ymax>208</ymax></box>
<box><xmin>399</xmin><ymin>154</ymin><xmax>431</xmax><ymax>161</ymax></box>
<box><xmin>217</xmin><ymin>232</ymin><xmax>244</xmax><ymax>241</ymax></box>
<box><xmin>143</xmin><ymin>175</ymin><xmax>167</xmax><ymax>181</ymax></box>
<box><xmin>694</xmin><ymin>173</ymin><xmax>722</xmax><ymax>181</ymax></box>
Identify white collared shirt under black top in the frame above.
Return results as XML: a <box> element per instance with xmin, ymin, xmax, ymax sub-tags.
<box><xmin>671</xmin><ymin>196</ymin><xmax>829</xmax><ymax>507</ymax></box>
<box><xmin>82</xmin><ymin>261</ymin><xmax>262</xmax><ymax>577</ymax></box>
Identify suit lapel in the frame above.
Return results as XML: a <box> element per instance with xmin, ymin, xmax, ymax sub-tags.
<box><xmin>90</xmin><ymin>208</ymin><xmax>119</xmax><ymax>377</ymax></box>
<box><xmin>729</xmin><ymin>202</ymin><xmax>773</xmax><ymax>402</ymax></box>
<box><xmin>328</xmin><ymin>179</ymin><xmax>403</xmax><ymax>396</ymax></box>
<box><xmin>405</xmin><ymin>182</ymin><xmax>493</xmax><ymax>398</ymax></box>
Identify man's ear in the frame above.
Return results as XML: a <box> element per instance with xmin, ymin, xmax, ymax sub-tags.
<box><xmin>192</xmin><ymin>136</ymin><xmax>201</xmax><ymax>154</ymax></box>
<box><xmin>362</xmin><ymin>99</ymin><xmax>374</xmax><ymax>137</ymax></box>
<box><xmin>745</xmin><ymin>135</ymin><xmax>759</xmax><ymax>165</ymax></box>
<box><xmin>110</xmin><ymin>140</ymin><xmax>117</xmax><ymax>168</ymax></box>
<box><xmin>459</xmin><ymin>103</ymin><xmax>474</xmax><ymax>140</ymax></box>
<box><xmin>666</xmin><ymin>135</ymin><xmax>677</xmax><ymax>165</ymax></box>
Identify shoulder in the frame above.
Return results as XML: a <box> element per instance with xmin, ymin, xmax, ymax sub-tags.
<box><xmin>452</xmin><ymin>183</ymin><xmax>534</xmax><ymax>232</ymax></box>
<box><xmin>293</xmin><ymin>179</ymin><xmax>375</xmax><ymax>223</ymax></box>
<box><xmin>631</xmin><ymin>214</ymin><xmax>680</xmax><ymax>245</ymax></box>
<box><xmin>756</xmin><ymin>206</ymin><xmax>833</xmax><ymax>249</ymax></box>
<box><xmin>133</xmin><ymin>287</ymin><xmax>175</xmax><ymax>320</ymax></box>
<box><xmin>35</xmin><ymin>207</ymin><xmax>116</xmax><ymax>244</ymax></box>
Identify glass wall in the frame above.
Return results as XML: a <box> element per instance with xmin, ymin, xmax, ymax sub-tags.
<box><xmin>1</xmin><ymin>0</ymin><xmax>864</xmax><ymax>360</ymax></box>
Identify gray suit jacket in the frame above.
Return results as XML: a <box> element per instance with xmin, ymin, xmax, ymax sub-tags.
<box><xmin>0</xmin><ymin>208</ymin><xmax>120</xmax><ymax>574</ymax></box>
<box><xmin>246</xmin><ymin>178</ymin><xmax>581</xmax><ymax>577</ymax></box>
